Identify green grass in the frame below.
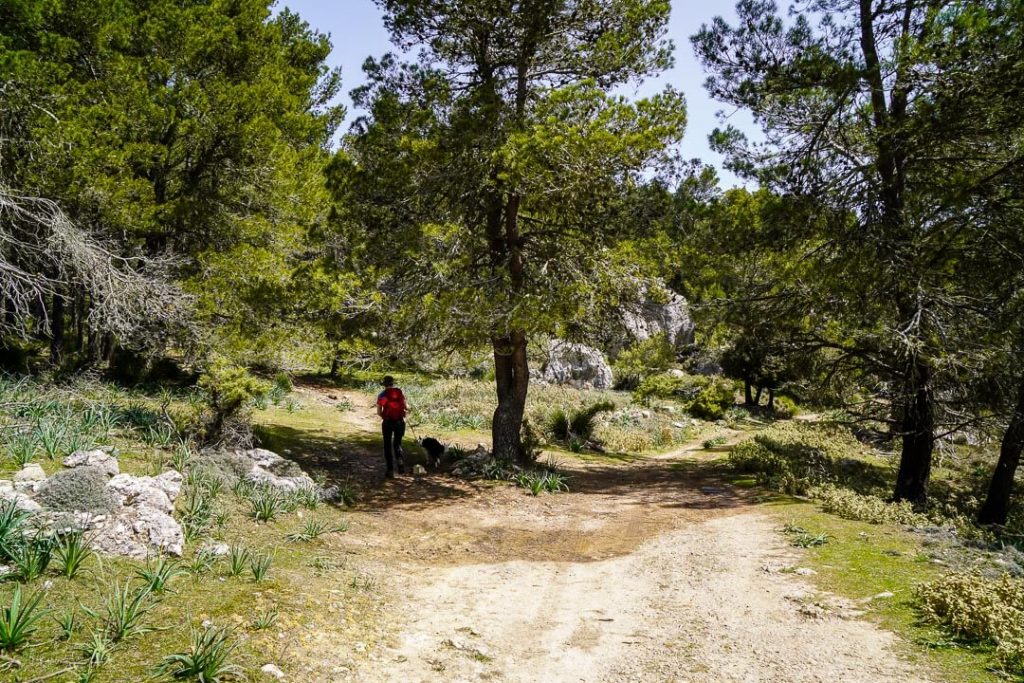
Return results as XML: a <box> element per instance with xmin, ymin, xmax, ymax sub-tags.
<box><xmin>770</xmin><ymin>501</ymin><xmax>1002</xmax><ymax>683</ymax></box>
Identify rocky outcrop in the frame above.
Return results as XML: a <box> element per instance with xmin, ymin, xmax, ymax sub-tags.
<box><xmin>621</xmin><ymin>288</ymin><xmax>695</xmax><ymax>352</ymax></box>
<box><xmin>63</xmin><ymin>449</ymin><xmax>120</xmax><ymax>477</ymax></box>
<box><xmin>2</xmin><ymin>454</ymin><xmax>185</xmax><ymax>559</ymax></box>
<box><xmin>540</xmin><ymin>340</ymin><xmax>614</xmax><ymax>389</ymax></box>
<box><xmin>237</xmin><ymin>448</ymin><xmax>315</xmax><ymax>492</ymax></box>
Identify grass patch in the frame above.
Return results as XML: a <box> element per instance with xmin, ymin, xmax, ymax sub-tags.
<box><xmin>770</xmin><ymin>501</ymin><xmax>1001</xmax><ymax>682</ymax></box>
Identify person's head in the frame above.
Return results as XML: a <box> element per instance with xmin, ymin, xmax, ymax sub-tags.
<box><xmin>382</xmin><ymin>375</ymin><xmax>395</xmax><ymax>388</ymax></box>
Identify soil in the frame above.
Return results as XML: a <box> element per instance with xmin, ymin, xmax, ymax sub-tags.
<box><xmin>286</xmin><ymin>385</ymin><xmax>936</xmax><ymax>682</ymax></box>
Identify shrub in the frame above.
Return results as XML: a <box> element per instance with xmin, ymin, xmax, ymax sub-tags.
<box><xmin>703</xmin><ymin>435</ymin><xmax>728</xmax><ymax>449</ymax></box>
<box><xmin>35</xmin><ymin>467</ymin><xmax>120</xmax><ymax>514</ymax></box>
<box><xmin>632</xmin><ymin>373</ymin><xmax>685</xmax><ymax>404</ymax></box>
<box><xmin>728</xmin><ymin>422</ymin><xmax>884</xmax><ymax>495</ymax></box>
<box><xmin>687</xmin><ymin>380</ymin><xmax>736</xmax><ymax>421</ymax></box>
<box><xmin>918</xmin><ymin>572</ymin><xmax>1024</xmax><ymax>674</ymax></box>
<box><xmin>198</xmin><ymin>359</ymin><xmax>270</xmax><ymax>438</ymax></box>
<box><xmin>772</xmin><ymin>395</ymin><xmax>799</xmax><ymax>419</ymax></box>
<box><xmin>810</xmin><ymin>485</ymin><xmax>928</xmax><ymax>526</ymax></box>
<box><xmin>514</xmin><ymin>470</ymin><xmax>570</xmax><ymax>496</ymax></box>
<box><xmin>612</xmin><ymin>334</ymin><xmax>677</xmax><ymax>388</ymax></box>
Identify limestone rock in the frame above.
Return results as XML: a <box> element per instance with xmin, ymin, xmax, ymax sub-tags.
<box><xmin>621</xmin><ymin>288</ymin><xmax>695</xmax><ymax>352</ymax></box>
<box><xmin>108</xmin><ymin>474</ymin><xmax>175</xmax><ymax>515</ymax></box>
<box><xmin>93</xmin><ymin>505</ymin><xmax>183</xmax><ymax>558</ymax></box>
<box><xmin>261</xmin><ymin>663</ymin><xmax>285</xmax><ymax>680</ymax></box>
<box><xmin>13</xmin><ymin>463</ymin><xmax>46</xmax><ymax>491</ymax></box>
<box><xmin>540</xmin><ymin>340</ymin><xmax>614</xmax><ymax>389</ymax></box>
<box><xmin>236</xmin><ymin>448</ymin><xmax>315</xmax><ymax>493</ymax></box>
<box><xmin>63</xmin><ymin>449</ymin><xmax>119</xmax><ymax>477</ymax></box>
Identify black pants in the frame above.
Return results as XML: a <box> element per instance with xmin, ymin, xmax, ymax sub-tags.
<box><xmin>382</xmin><ymin>418</ymin><xmax>406</xmax><ymax>475</ymax></box>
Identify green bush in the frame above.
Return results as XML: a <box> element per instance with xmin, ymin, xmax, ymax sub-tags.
<box><xmin>612</xmin><ymin>334</ymin><xmax>676</xmax><ymax>388</ymax></box>
<box><xmin>632</xmin><ymin>373</ymin><xmax>685</xmax><ymax>404</ymax></box>
<box><xmin>687</xmin><ymin>380</ymin><xmax>735</xmax><ymax>420</ymax></box>
<box><xmin>810</xmin><ymin>485</ymin><xmax>927</xmax><ymax>526</ymax></box>
<box><xmin>772</xmin><ymin>395</ymin><xmax>799</xmax><ymax>419</ymax></box>
<box><xmin>35</xmin><ymin>467</ymin><xmax>119</xmax><ymax>514</ymax></box>
<box><xmin>198</xmin><ymin>360</ymin><xmax>271</xmax><ymax>437</ymax></box>
<box><xmin>728</xmin><ymin>422</ymin><xmax>885</xmax><ymax>495</ymax></box>
<box><xmin>918</xmin><ymin>572</ymin><xmax>1024</xmax><ymax>674</ymax></box>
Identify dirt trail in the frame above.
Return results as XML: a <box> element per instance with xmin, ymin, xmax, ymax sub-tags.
<box><xmin>327</xmin><ymin>455</ymin><xmax>932</xmax><ymax>683</ymax></box>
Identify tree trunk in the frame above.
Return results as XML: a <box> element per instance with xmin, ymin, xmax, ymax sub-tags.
<box><xmin>754</xmin><ymin>385</ymin><xmax>763</xmax><ymax>405</ymax></box>
<box><xmin>50</xmin><ymin>289</ymin><xmax>65</xmax><ymax>366</ymax></box>
<box><xmin>767</xmin><ymin>387</ymin><xmax>775</xmax><ymax>410</ymax></box>
<box><xmin>744</xmin><ymin>380</ymin><xmax>754</xmax><ymax>406</ymax></box>
<box><xmin>893</xmin><ymin>360</ymin><xmax>934</xmax><ymax>507</ymax></box>
<box><xmin>979</xmin><ymin>379</ymin><xmax>1024</xmax><ymax>525</ymax></box>
<box><xmin>330</xmin><ymin>355</ymin><xmax>341</xmax><ymax>378</ymax></box>
<box><xmin>491</xmin><ymin>331</ymin><xmax>529</xmax><ymax>463</ymax></box>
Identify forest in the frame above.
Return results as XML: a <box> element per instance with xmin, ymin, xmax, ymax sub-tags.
<box><xmin>1</xmin><ymin>1</ymin><xmax>1024</xmax><ymax>681</ymax></box>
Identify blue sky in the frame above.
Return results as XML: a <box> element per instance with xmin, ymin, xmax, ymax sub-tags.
<box><xmin>281</xmin><ymin>1</ymin><xmax>755</xmax><ymax>187</ymax></box>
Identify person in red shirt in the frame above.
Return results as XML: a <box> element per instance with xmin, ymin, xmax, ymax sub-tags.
<box><xmin>376</xmin><ymin>375</ymin><xmax>407</xmax><ymax>478</ymax></box>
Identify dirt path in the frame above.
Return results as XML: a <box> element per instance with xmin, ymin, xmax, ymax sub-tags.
<box><xmin>328</xmin><ymin>458</ymin><xmax>931</xmax><ymax>682</ymax></box>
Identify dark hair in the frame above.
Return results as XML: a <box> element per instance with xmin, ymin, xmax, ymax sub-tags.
<box><xmin>382</xmin><ymin>375</ymin><xmax>395</xmax><ymax>387</ymax></box>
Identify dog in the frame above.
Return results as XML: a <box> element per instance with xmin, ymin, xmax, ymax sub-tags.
<box><xmin>419</xmin><ymin>437</ymin><xmax>446</xmax><ymax>470</ymax></box>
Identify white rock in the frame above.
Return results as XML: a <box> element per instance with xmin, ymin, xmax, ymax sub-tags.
<box><xmin>152</xmin><ymin>470</ymin><xmax>184</xmax><ymax>501</ymax></box>
<box><xmin>621</xmin><ymin>287</ymin><xmax>695</xmax><ymax>352</ymax></box>
<box><xmin>872</xmin><ymin>591</ymin><xmax>895</xmax><ymax>600</ymax></box>
<box><xmin>412</xmin><ymin>464</ymin><xmax>427</xmax><ymax>476</ymax></box>
<box><xmin>0</xmin><ymin>480</ymin><xmax>13</xmax><ymax>492</ymax></box>
<box><xmin>92</xmin><ymin>505</ymin><xmax>184</xmax><ymax>558</ymax></box>
<box><xmin>13</xmin><ymin>463</ymin><xmax>46</xmax><ymax>485</ymax></box>
<box><xmin>243</xmin><ymin>448</ymin><xmax>285</xmax><ymax>469</ymax></box>
<box><xmin>795</xmin><ymin>568</ymin><xmax>817</xmax><ymax>576</ymax></box>
<box><xmin>0</xmin><ymin>489</ymin><xmax>42</xmax><ymax>513</ymax></box>
<box><xmin>107</xmin><ymin>474</ymin><xmax>174</xmax><ymax>514</ymax></box>
<box><xmin>540</xmin><ymin>340</ymin><xmax>614</xmax><ymax>389</ymax></box>
<box><xmin>245</xmin><ymin>468</ymin><xmax>314</xmax><ymax>493</ymax></box>
<box><xmin>202</xmin><ymin>543</ymin><xmax>231</xmax><ymax>557</ymax></box>
<box><xmin>261</xmin><ymin>664</ymin><xmax>285</xmax><ymax>680</ymax></box>
<box><xmin>63</xmin><ymin>450</ymin><xmax>119</xmax><ymax>477</ymax></box>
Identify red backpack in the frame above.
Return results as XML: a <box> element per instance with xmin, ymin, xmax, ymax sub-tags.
<box><xmin>379</xmin><ymin>387</ymin><xmax>406</xmax><ymax>420</ymax></box>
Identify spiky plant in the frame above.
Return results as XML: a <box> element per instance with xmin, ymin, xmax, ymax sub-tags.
<box><xmin>54</xmin><ymin>529</ymin><xmax>94</xmax><ymax>579</ymax></box>
<box><xmin>9</xmin><ymin>533</ymin><xmax>54</xmax><ymax>582</ymax></box>
<box><xmin>86</xmin><ymin>580</ymin><xmax>157</xmax><ymax>642</ymax></box>
<box><xmin>0</xmin><ymin>586</ymin><xmax>46</xmax><ymax>652</ymax></box>
<box><xmin>251</xmin><ymin>609</ymin><xmax>278</xmax><ymax>631</ymax></box>
<box><xmin>157</xmin><ymin>624</ymin><xmax>245</xmax><ymax>682</ymax></box>
<box><xmin>0</xmin><ymin>500</ymin><xmax>33</xmax><ymax>561</ymax></box>
<box><xmin>226</xmin><ymin>544</ymin><xmax>250</xmax><ymax>578</ymax></box>
<box><xmin>249</xmin><ymin>552</ymin><xmax>271</xmax><ymax>583</ymax></box>
<box><xmin>135</xmin><ymin>556</ymin><xmax>185</xmax><ymax>594</ymax></box>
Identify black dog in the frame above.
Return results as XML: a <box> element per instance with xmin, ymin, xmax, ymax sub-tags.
<box><xmin>420</xmin><ymin>437</ymin><xmax>445</xmax><ymax>469</ymax></box>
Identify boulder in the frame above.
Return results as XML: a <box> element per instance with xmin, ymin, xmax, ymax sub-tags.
<box><xmin>235</xmin><ymin>448</ymin><xmax>315</xmax><ymax>493</ymax></box>
<box><xmin>13</xmin><ymin>463</ymin><xmax>46</xmax><ymax>491</ymax></box>
<box><xmin>63</xmin><ymin>449</ymin><xmax>120</xmax><ymax>477</ymax></box>
<box><xmin>540</xmin><ymin>340</ymin><xmax>614</xmax><ymax>389</ymax></box>
<box><xmin>621</xmin><ymin>289</ymin><xmax>695</xmax><ymax>352</ymax></box>
<box><xmin>107</xmin><ymin>474</ymin><xmax>175</xmax><ymax>515</ymax></box>
<box><xmin>93</xmin><ymin>505</ymin><xmax>183</xmax><ymax>558</ymax></box>
<box><xmin>0</xmin><ymin>487</ymin><xmax>42</xmax><ymax>513</ymax></box>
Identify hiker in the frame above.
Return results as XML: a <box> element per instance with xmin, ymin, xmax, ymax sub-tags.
<box><xmin>376</xmin><ymin>375</ymin><xmax>407</xmax><ymax>478</ymax></box>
